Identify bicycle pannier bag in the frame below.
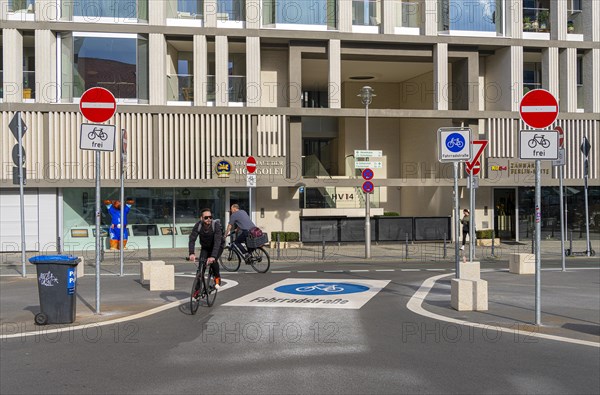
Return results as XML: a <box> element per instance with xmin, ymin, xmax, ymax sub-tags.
<box><xmin>249</xmin><ymin>227</ymin><xmax>263</xmax><ymax>238</ymax></box>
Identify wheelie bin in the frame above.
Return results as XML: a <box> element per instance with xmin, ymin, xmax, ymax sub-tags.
<box><xmin>29</xmin><ymin>255</ymin><xmax>80</xmax><ymax>325</ymax></box>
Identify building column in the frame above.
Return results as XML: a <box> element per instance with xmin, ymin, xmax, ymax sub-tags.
<box><xmin>148</xmin><ymin>0</ymin><xmax>165</xmax><ymax>25</ymax></box>
<box><xmin>542</xmin><ymin>47</ymin><xmax>559</xmax><ymax>98</ymax></box>
<box><xmin>204</xmin><ymin>0</ymin><xmax>217</xmax><ymax>27</ymax></box>
<box><xmin>434</xmin><ymin>43</ymin><xmax>448</xmax><ymax>110</ymax></box>
<box><xmin>424</xmin><ymin>0</ymin><xmax>438</xmax><ymax>36</ymax></box>
<box><xmin>583</xmin><ymin>49</ymin><xmax>600</xmax><ymax>113</ymax></box>
<box><xmin>510</xmin><ymin>46</ymin><xmax>523</xmax><ymax>112</ymax></box>
<box><xmin>246</xmin><ymin>36</ymin><xmax>261</xmax><ymax>107</ymax></box>
<box><xmin>328</xmin><ymin>39</ymin><xmax>341</xmax><ymax>109</ymax></box>
<box><xmin>382</xmin><ymin>0</ymin><xmax>394</xmax><ymax>34</ymax></box>
<box><xmin>148</xmin><ymin>33</ymin><xmax>166</xmax><ymax>105</ymax></box>
<box><xmin>506</xmin><ymin>0</ymin><xmax>522</xmax><ymax>38</ymax></box>
<box><xmin>246</xmin><ymin>0</ymin><xmax>260</xmax><ymax>29</ymax></box>
<box><xmin>550</xmin><ymin>0</ymin><xmax>567</xmax><ymax>41</ymax></box>
<box><xmin>287</xmin><ymin>117</ymin><xmax>302</xmax><ymax>179</ymax></box>
<box><xmin>3</xmin><ymin>29</ymin><xmax>23</xmax><ymax>103</ymax></box>
<box><xmin>289</xmin><ymin>45</ymin><xmax>302</xmax><ymax>108</ymax></box>
<box><xmin>194</xmin><ymin>35</ymin><xmax>207</xmax><ymax>106</ymax></box>
<box><xmin>35</xmin><ymin>30</ymin><xmax>57</xmax><ymax>103</ymax></box>
<box><xmin>215</xmin><ymin>36</ymin><xmax>229</xmax><ymax>106</ymax></box>
<box><xmin>559</xmin><ymin>47</ymin><xmax>577</xmax><ymax>112</ymax></box>
<box><xmin>338</xmin><ymin>0</ymin><xmax>352</xmax><ymax>32</ymax></box>
<box><xmin>467</xmin><ymin>53</ymin><xmax>479</xmax><ymax>112</ymax></box>
<box><xmin>582</xmin><ymin>0</ymin><xmax>600</xmax><ymax>42</ymax></box>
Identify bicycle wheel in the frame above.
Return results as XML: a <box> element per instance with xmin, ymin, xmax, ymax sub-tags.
<box><xmin>250</xmin><ymin>247</ymin><xmax>270</xmax><ymax>273</ymax></box>
<box><xmin>219</xmin><ymin>246</ymin><xmax>241</xmax><ymax>272</ymax></box>
<box><xmin>190</xmin><ymin>273</ymin><xmax>202</xmax><ymax>314</ymax></box>
<box><xmin>204</xmin><ymin>266</ymin><xmax>218</xmax><ymax>307</ymax></box>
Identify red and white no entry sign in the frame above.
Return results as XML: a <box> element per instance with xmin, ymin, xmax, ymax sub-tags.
<box><xmin>555</xmin><ymin>126</ymin><xmax>564</xmax><ymax>148</ymax></box>
<box><xmin>246</xmin><ymin>156</ymin><xmax>257</xmax><ymax>174</ymax></box>
<box><xmin>79</xmin><ymin>87</ymin><xmax>117</xmax><ymax>123</ymax></box>
<box><xmin>519</xmin><ymin>89</ymin><xmax>558</xmax><ymax>129</ymax></box>
<box><xmin>465</xmin><ymin>161</ymin><xmax>481</xmax><ymax>176</ymax></box>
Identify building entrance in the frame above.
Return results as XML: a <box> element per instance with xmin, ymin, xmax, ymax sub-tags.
<box><xmin>494</xmin><ymin>188</ymin><xmax>516</xmax><ymax>240</ymax></box>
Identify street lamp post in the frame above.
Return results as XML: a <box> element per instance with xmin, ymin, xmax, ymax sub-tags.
<box><xmin>359</xmin><ymin>86</ymin><xmax>375</xmax><ymax>259</ymax></box>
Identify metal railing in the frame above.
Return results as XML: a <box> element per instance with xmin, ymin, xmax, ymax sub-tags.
<box><xmin>395</xmin><ymin>1</ymin><xmax>420</xmax><ymax>28</ymax></box>
<box><xmin>352</xmin><ymin>0</ymin><xmax>380</xmax><ymax>26</ymax></box>
<box><xmin>167</xmin><ymin>74</ymin><xmax>194</xmax><ymax>101</ymax></box>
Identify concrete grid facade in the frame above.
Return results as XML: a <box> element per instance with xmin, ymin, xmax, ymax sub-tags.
<box><xmin>0</xmin><ymin>0</ymin><xmax>599</xmax><ymax>251</ymax></box>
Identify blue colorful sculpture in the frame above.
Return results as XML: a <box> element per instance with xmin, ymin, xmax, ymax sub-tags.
<box><xmin>103</xmin><ymin>199</ymin><xmax>134</xmax><ymax>250</ymax></box>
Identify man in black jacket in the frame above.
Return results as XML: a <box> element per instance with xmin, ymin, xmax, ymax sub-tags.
<box><xmin>189</xmin><ymin>208</ymin><xmax>224</xmax><ymax>288</ymax></box>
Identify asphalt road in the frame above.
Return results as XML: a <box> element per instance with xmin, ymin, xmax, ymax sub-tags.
<box><xmin>1</xmin><ymin>258</ymin><xmax>599</xmax><ymax>394</ymax></box>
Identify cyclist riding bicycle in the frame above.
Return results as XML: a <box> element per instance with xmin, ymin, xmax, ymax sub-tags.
<box><xmin>189</xmin><ymin>208</ymin><xmax>225</xmax><ymax>288</ymax></box>
<box><xmin>225</xmin><ymin>204</ymin><xmax>256</xmax><ymax>260</ymax></box>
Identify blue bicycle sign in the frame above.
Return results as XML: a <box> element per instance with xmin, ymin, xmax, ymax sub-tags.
<box><xmin>275</xmin><ymin>282</ymin><xmax>370</xmax><ymax>295</ymax></box>
<box><xmin>445</xmin><ymin>133</ymin><xmax>465</xmax><ymax>152</ymax></box>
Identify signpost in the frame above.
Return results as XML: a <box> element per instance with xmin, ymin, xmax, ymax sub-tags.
<box><xmin>119</xmin><ymin>129</ymin><xmax>127</xmax><ymax>276</ymax></box>
<box><xmin>438</xmin><ymin>127</ymin><xmax>472</xmax><ymax>278</ymax></box>
<box><xmin>464</xmin><ymin>140</ymin><xmax>488</xmax><ymax>262</ymax></box>
<box><xmin>552</xmin><ymin>127</ymin><xmax>566</xmax><ymax>272</ymax></box>
<box><xmin>79</xmin><ymin>87</ymin><xmax>117</xmax><ymax>314</ymax></box>
<box><xmin>581</xmin><ymin>137</ymin><xmax>592</xmax><ymax>257</ymax></box>
<box><xmin>246</xmin><ymin>156</ymin><xmax>257</xmax><ymax>222</ymax></box>
<box><xmin>9</xmin><ymin>112</ymin><xmax>28</xmax><ymax>277</ymax></box>
<box><xmin>518</xmin><ymin>89</ymin><xmax>559</xmax><ymax>326</ymax></box>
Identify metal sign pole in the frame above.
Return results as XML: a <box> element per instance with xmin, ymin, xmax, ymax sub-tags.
<box><xmin>469</xmin><ymin>173</ymin><xmax>475</xmax><ymax>262</ymax></box>
<box><xmin>365</xmin><ymin>101</ymin><xmax>371</xmax><ymax>259</ymax></box>
<box><xmin>17</xmin><ymin>113</ymin><xmax>26</xmax><ymax>277</ymax></box>
<box><xmin>454</xmin><ymin>162</ymin><xmax>460</xmax><ymax>278</ymax></box>
<box><xmin>583</xmin><ymin>157</ymin><xmax>590</xmax><ymax>256</ymax></box>
<box><xmin>95</xmin><ymin>150</ymin><xmax>101</xmax><ymax>314</ymax></box>
<box><xmin>535</xmin><ymin>160</ymin><xmax>541</xmax><ymax>325</ymax></box>
<box><xmin>559</xmin><ymin>166</ymin><xmax>566</xmax><ymax>271</ymax></box>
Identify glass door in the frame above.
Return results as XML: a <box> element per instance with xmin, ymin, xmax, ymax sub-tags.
<box><xmin>225</xmin><ymin>189</ymin><xmax>250</xmax><ymax>226</ymax></box>
<box><xmin>494</xmin><ymin>188</ymin><xmax>516</xmax><ymax>240</ymax></box>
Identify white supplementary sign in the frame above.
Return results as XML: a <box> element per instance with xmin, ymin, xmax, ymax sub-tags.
<box><xmin>552</xmin><ymin>148</ymin><xmax>565</xmax><ymax>167</ymax></box>
<box><xmin>437</xmin><ymin>128</ymin><xmax>472</xmax><ymax>162</ymax></box>
<box><xmin>519</xmin><ymin>130</ymin><xmax>559</xmax><ymax>160</ymax></box>
<box><xmin>354</xmin><ymin>150</ymin><xmax>382</xmax><ymax>158</ymax></box>
<box><xmin>355</xmin><ymin>161</ymin><xmax>383</xmax><ymax>169</ymax></box>
<box><xmin>223</xmin><ymin>278</ymin><xmax>390</xmax><ymax>309</ymax></box>
<box><xmin>246</xmin><ymin>174</ymin><xmax>256</xmax><ymax>187</ymax></box>
<box><xmin>79</xmin><ymin>124</ymin><xmax>116</xmax><ymax>152</ymax></box>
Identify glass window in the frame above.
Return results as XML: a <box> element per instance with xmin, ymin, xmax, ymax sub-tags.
<box><xmin>441</xmin><ymin>0</ymin><xmax>501</xmax><ymax>33</ymax></box>
<box><xmin>61</xmin><ymin>34</ymin><xmax>148</xmax><ymax>101</ymax></box>
<box><xmin>68</xmin><ymin>0</ymin><xmax>148</xmax><ymax>20</ymax></box>
<box><xmin>264</xmin><ymin>0</ymin><xmax>329</xmax><ymax>25</ymax></box>
<box><xmin>218</xmin><ymin>0</ymin><xmax>245</xmax><ymax>21</ymax></box>
<box><xmin>353</xmin><ymin>0</ymin><xmax>380</xmax><ymax>26</ymax></box>
<box><xmin>8</xmin><ymin>0</ymin><xmax>35</xmax><ymax>12</ymax></box>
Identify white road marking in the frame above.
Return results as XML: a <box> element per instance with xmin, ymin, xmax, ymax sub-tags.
<box><xmin>272</xmin><ymin>271</ymin><xmax>291</xmax><ymax>273</ymax></box>
<box><xmin>407</xmin><ymin>272</ymin><xmax>600</xmax><ymax>348</ymax></box>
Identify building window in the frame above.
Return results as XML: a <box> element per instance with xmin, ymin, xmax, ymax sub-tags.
<box><xmin>167</xmin><ymin>0</ymin><xmax>203</xmax><ymax>19</ymax></box>
<box><xmin>263</xmin><ymin>0</ymin><xmax>333</xmax><ymax>26</ymax></box>
<box><xmin>8</xmin><ymin>0</ymin><xmax>35</xmax><ymax>13</ymax></box>
<box><xmin>440</xmin><ymin>0</ymin><xmax>502</xmax><ymax>34</ymax></box>
<box><xmin>62</xmin><ymin>0</ymin><xmax>148</xmax><ymax>22</ymax></box>
<box><xmin>523</xmin><ymin>0</ymin><xmax>550</xmax><ymax>33</ymax></box>
<box><xmin>61</xmin><ymin>33</ymin><xmax>148</xmax><ymax>102</ymax></box>
<box><xmin>168</xmin><ymin>50</ymin><xmax>194</xmax><ymax>101</ymax></box>
<box><xmin>523</xmin><ymin>62</ymin><xmax>542</xmax><ymax>94</ymax></box>
<box><xmin>217</xmin><ymin>0</ymin><xmax>245</xmax><ymax>21</ymax></box>
<box><xmin>353</xmin><ymin>0</ymin><xmax>380</xmax><ymax>26</ymax></box>
<box><xmin>576</xmin><ymin>55</ymin><xmax>583</xmax><ymax>109</ymax></box>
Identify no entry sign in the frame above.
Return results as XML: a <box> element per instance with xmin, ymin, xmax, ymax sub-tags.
<box><xmin>246</xmin><ymin>156</ymin><xmax>257</xmax><ymax>174</ymax></box>
<box><xmin>79</xmin><ymin>87</ymin><xmax>117</xmax><ymax>123</ymax></box>
<box><xmin>519</xmin><ymin>89</ymin><xmax>558</xmax><ymax>129</ymax></box>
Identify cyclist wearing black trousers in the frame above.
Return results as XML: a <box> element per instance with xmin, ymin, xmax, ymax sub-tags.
<box><xmin>225</xmin><ymin>204</ymin><xmax>256</xmax><ymax>259</ymax></box>
<box><xmin>189</xmin><ymin>208</ymin><xmax>224</xmax><ymax>288</ymax></box>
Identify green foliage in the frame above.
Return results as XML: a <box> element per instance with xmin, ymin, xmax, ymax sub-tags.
<box><xmin>271</xmin><ymin>231</ymin><xmax>300</xmax><ymax>242</ymax></box>
<box><xmin>476</xmin><ymin>229</ymin><xmax>494</xmax><ymax>239</ymax></box>
<box><xmin>383</xmin><ymin>212</ymin><xmax>400</xmax><ymax>216</ymax></box>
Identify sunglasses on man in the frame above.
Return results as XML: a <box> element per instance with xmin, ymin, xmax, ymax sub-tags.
<box><xmin>203</xmin><ymin>216</ymin><xmax>212</xmax><ymax>220</ymax></box>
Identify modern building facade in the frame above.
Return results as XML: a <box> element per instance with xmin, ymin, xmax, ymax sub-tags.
<box><xmin>1</xmin><ymin>0</ymin><xmax>599</xmax><ymax>252</ymax></box>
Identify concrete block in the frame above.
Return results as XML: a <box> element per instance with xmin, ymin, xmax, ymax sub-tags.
<box><xmin>76</xmin><ymin>256</ymin><xmax>85</xmax><ymax>278</ymax></box>
<box><xmin>451</xmin><ymin>279</ymin><xmax>488</xmax><ymax>311</ymax></box>
<box><xmin>509</xmin><ymin>253</ymin><xmax>535</xmax><ymax>274</ymax></box>
<box><xmin>149</xmin><ymin>264</ymin><xmax>175</xmax><ymax>291</ymax></box>
<box><xmin>459</xmin><ymin>262</ymin><xmax>480</xmax><ymax>280</ymax></box>
<box><xmin>140</xmin><ymin>260</ymin><xmax>165</xmax><ymax>284</ymax></box>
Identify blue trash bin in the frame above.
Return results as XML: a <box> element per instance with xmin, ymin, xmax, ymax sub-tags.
<box><xmin>29</xmin><ymin>255</ymin><xmax>81</xmax><ymax>325</ymax></box>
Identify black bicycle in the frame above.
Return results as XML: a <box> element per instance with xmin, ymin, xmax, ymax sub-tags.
<box><xmin>189</xmin><ymin>257</ymin><xmax>218</xmax><ymax>313</ymax></box>
<box><xmin>219</xmin><ymin>233</ymin><xmax>270</xmax><ymax>273</ymax></box>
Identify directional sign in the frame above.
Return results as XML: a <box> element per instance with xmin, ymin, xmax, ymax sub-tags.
<box><xmin>9</xmin><ymin>112</ymin><xmax>27</xmax><ymax>139</ymax></box>
<box><xmin>437</xmin><ymin>128</ymin><xmax>472</xmax><ymax>162</ymax></box>
<box><xmin>519</xmin><ymin>89</ymin><xmax>558</xmax><ymax>129</ymax></box>
<box><xmin>246</xmin><ymin>156</ymin><xmax>257</xmax><ymax>174</ymax></box>
<box><xmin>465</xmin><ymin>140</ymin><xmax>488</xmax><ymax>176</ymax></box>
<box><xmin>355</xmin><ymin>161</ymin><xmax>382</xmax><ymax>169</ymax></box>
<box><xmin>79</xmin><ymin>87</ymin><xmax>117</xmax><ymax>123</ymax></box>
<box><xmin>80</xmin><ymin>124</ymin><xmax>116</xmax><ymax>151</ymax></box>
<box><xmin>362</xmin><ymin>181</ymin><xmax>374</xmax><ymax>194</ymax></box>
<box><xmin>519</xmin><ymin>130</ymin><xmax>559</xmax><ymax>160</ymax></box>
<box><xmin>354</xmin><ymin>150</ymin><xmax>382</xmax><ymax>158</ymax></box>
<box><xmin>362</xmin><ymin>168</ymin><xmax>374</xmax><ymax>181</ymax></box>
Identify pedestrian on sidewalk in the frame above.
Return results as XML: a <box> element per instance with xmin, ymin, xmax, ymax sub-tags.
<box><xmin>460</xmin><ymin>209</ymin><xmax>470</xmax><ymax>250</ymax></box>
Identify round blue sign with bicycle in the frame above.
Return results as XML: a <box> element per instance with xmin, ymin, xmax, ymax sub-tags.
<box><xmin>445</xmin><ymin>133</ymin><xmax>466</xmax><ymax>152</ymax></box>
<box><xmin>275</xmin><ymin>282</ymin><xmax>370</xmax><ymax>296</ymax></box>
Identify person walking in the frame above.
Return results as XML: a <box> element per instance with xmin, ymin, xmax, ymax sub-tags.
<box><xmin>189</xmin><ymin>208</ymin><xmax>224</xmax><ymax>288</ymax></box>
<box><xmin>460</xmin><ymin>209</ymin><xmax>470</xmax><ymax>250</ymax></box>
<box><xmin>225</xmin><ymin>204</ymin><xmax>256</xmax><ymax>259</ymax></box>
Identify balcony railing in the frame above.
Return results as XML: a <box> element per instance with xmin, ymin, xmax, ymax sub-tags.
<box><xmin>167</xmin><ymin>74</ymin><xmax>194</xmax><ymax>101</ymax></box>
<box><xmin>166</xmin><ymin>0</ymin><xmax>203</xmax><ymax>19</ymax></box>
<box><xmin>206</xmin><ymin>75</ymin><xmax>246</xmax><ymax>103</ymax></box>
<box><xmin>23</xmin><ymin>70</ymin><xmax>35</xmax><ymax>100</ymax></box>
<box><xmin>523</xmin><ymin>7</ymin><xmax>550</xmax><ymax>32</ymax></box>
<box><xmin>8</xmin><ymin>0</ymin><xmax>34</xmax><ymax>13</ymax></box>
<box><xmin>395</xmin><ymin>1</ymin><xmax>420</xmax><ymax>28</ymax></box>
<box><xmin>352</xmin><ymin>0</ymin><xmax>380</xmax><ymax>26</ymax></box>
<box><xmin>217</xmin><ymin>0</ymin><xmax>245</xmax><ymax>21</ymax></box>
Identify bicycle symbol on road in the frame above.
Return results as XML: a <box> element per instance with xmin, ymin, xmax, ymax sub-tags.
<box><xmin>445</xmin><ymin>133</ymin><xmax>466</xmax><ymax>152</ymax></box>
<box><xmin>88</xmin><ymin>127</ymin><xmax>108</xmax><ymax>141</ymax></box>
<box><xmin>295</xmin><ymin>283</ymin><xmax>344</xmax><ymax>293</ymax></box>
<box><xmin>527</xmin><ymin>134</ymin><xmax>550</xmax><ymax>149</ymax></box>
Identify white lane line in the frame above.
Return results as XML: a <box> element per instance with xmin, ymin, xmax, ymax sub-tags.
<box><xmin>298</xmin><ymin>271</ymin><xmax>317</xmax><ymax>273</ymax></box>
<box><xmin>402</xmin><ymin>269</ymin><xmax>420</xmax><ymax>272</ymax></box>
<box><xmin>376</xmin><ymin>269</ymin><xmax>395</xmax><ymax>272</ymax></box>
<box><xmin>406</xmin><ymin>273</ymin><xmax>600</xmax><ymax>348</ymax></box>
<box><xmin>426</xmin><ymin>269</ymin><xmax>446</xmax><ymax>271</ymax></box>
<box><xmin>271</xmin><ymin>271</ymin><xmax>291</xmax><ymax>273</ymax></box>
<box><xmin>349</xmin><ymin>270</ymin><xmax>369</xmax><ymax>272</ymax></box>
<box><xmin>0</xmin><ymin>277</ymin><xmax>239</xmax><ymax>340</ymax></box>
<box><xmin>324</xmin><ymin>270</ymin><xmax>344</xmax><ymax>273</ymax></box>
